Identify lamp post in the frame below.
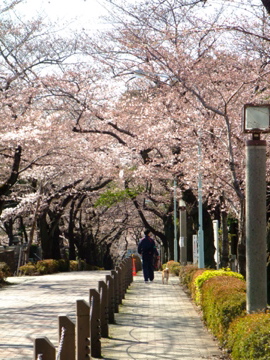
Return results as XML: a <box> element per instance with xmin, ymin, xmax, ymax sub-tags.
<box><xmin>179</xmin><ymin>198</ymin><xmax>187</xmax><ymax>265</ymax></box>
<box><xmin>198</xmin><ymin>131</ymin><xmax>204</xmax><ymax>269</ymax></box>
<box><xmin>243</xmin><ymin>103</ymin><xmax>269</xmax><ymax>313</ymax></box>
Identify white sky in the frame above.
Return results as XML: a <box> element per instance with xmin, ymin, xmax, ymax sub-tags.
<box><xmin>15</xmin><ymin>0</ymin><xmax>111</xmax><ymax>30</ymax></box>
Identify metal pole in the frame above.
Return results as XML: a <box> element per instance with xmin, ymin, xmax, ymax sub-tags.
<box><xmin>198</xmin><ymin>136</ymin><xmax>204</xmax><ymax>268</ymax></box>
<box><xmin>213</xmin><ymin>220</ymin><xmax>219</xmax><ymax>269</ymax></box>
<box><xmin>179</xmin><ymin>199</ymin><xmax>187</xmax><ymax>265</ymax></box>
<box><xmin>246</xmin><ymin>138</ymin><xmax>267</xmax><ymax>313</ymax></box>
<box><xmin>174</xmin><ymin>179</ymin><xmax>178</xmax><ymax>262</ymax></box>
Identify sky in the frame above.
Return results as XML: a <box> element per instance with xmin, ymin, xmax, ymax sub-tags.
<box><xmin>15</xmin><ymin>0</ymin><xmax>111</xmax><ymax>30</ymax></box>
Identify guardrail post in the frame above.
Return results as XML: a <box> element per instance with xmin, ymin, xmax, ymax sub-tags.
<box><xmin>128</xmin><ymin>256</ymin><xmax>133</xmax><ymax>285</ymax></box>
<box><xmin>111</xmin><ymin>270</ymin><xmax>119</xmax><ymax>313</ymax></box>
<box><xmin>123</xmin><ymin>259</ymin><xmax>130</xmax><ymax>292</ymax></box>
<box><xmin>58</xmin><ymin>316</ymin><xmax>75</xmax><ymax>360</ymax></box>
<box><xmin>121</xmin><ymin>259</ymin><xmax>127</xmax><ymax>293</ymax></box>
<box><xmin>76</xmin><ymin>300</ymin><xmax>90</xmax><ymax>360</ymax></box>
<box><xmin>116</xmin><ymin>265</ymin><xmax>124</xmax><ymax>302</ymax></box>
<box><xmin>98</xmin><ymin>280</ymin><xmax>109</xmax><ymax>338</ymax></box>
<box><xmin>33</xmin><ymin>337</ymin><xmax>55</xmax><ymax>360</ymax></box>
<box><xmin>89</xmin><ymin>288</ymin><xmax>101</xmax><ymax>358</ymax></box>
<box><xmin>105</xmin><ymin>274</ymin><xmax>115</xmax><ymax>324</ymax></box>
<box><xmin>126</xmin><ymin>257</ymin><xmax>133</xmax><ymax>287</ymax></box>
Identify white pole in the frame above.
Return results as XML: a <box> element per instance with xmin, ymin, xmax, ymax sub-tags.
<box><xmin>174</xmin><ymin>179</ymin><xmax>178</xmax><ymax>262</ymax></box>
<box><xmin>213</xmin><ymin>220</ymin><xmax>219</xmax><ymax>269</ymax></box>
<box><xmin>179</xmin><ymin>199</ymin><xmax>187</xmax><ymax>265</ymax></box>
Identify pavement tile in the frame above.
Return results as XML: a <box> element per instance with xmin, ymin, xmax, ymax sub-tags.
<box><xmin>99</xmin><ymin>272</ymin><xmax>225</xmax><ymax>360</ymax></box>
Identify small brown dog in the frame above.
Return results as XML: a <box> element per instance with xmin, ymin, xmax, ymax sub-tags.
<box><xmin>162</xmin><ymin>267</ymin><xmax>170</xmax><ymax>284</ymax></box>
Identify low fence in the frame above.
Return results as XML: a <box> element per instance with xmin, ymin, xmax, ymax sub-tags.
<box><xmin>33</xmin><ymin>257</ymin><xmax>133</xmax><ymax>360</ymax></box>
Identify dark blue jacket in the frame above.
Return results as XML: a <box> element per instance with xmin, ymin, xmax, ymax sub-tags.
<box><xmin>138</xmin><ymin>236</ymin><xmax>159</xmax><ymax>260</ymax></box>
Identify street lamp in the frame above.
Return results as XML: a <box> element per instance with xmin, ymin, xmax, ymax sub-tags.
<box><xmin>243</xmin><ymin>104</ymin><xmax>270</xmax><ymax>138</ymax></box>
<box><xmin>243</xmin><ymin>103</ymin><xmax>270</xmax><ymax>313</ymax></box>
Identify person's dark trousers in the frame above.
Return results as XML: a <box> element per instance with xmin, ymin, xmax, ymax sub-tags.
<box><xmin>142</xmin><ymin>257</ymin><xmax>154</xmax><ymax>281</ymax></box>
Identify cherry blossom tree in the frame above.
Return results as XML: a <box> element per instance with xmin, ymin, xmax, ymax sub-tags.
<box><xmin>77</xmin><ymin>0</ymin><xmax>270</xmax><ymax>271</ymax></box>
<box><xmin>2</xmin><ymin>0</ymin><xmax>270</xmax><ymax>270</ymax></box>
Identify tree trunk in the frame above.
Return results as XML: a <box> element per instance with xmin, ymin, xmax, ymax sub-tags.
<box><xmin>25</xmin><ymin>195</ymin><xmax>41</xmax><ymax>263</ymax></box>
<box><xmin>182</xmin><ymin>188</ymin><xmax>215</xmax><ymax>268</ymax></box>
<box><xmin>4</xmin><ymin>219</ymin><xmax>14</xmax><ymax>246</ymax></box>
<box><xmin>220</xmin><ymin>211</ymin><xmax>229</xmax><ymax>268</ymax></box>
<box><xmin>38</xmin><ymin>212</ymin><xmax>52</xmax><ymax>259</ymax></box>
<box><xmin>0</xmin><ymin>146</ymin><xmax>22</xmax><ymax>214</ymax></box>
<box><xmin>68</xmin><ymin>200</ymin><xmax>76</xmax><ymax>260</ymax></box>
<box><xmin>51</xmin><ymin>223</ymin><xmax>61</xmax><ymax>260</ymax></box>
<box><xmin>163</xmin><ymin>214</ymin><xmax>174</xmax><ymax>261</ymax></box>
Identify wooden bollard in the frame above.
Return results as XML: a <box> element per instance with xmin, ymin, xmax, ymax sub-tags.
<box><xmin>33</xmin><ymin>337</ymin><xmax>55</xmax><ymax>360</ymax></box>
<box><xmin>129</xmin><ymin>256</ymin><xmax>133</xmax><ymax>285</ymax></box>
<box><xmin>111</xmin><ymin>270</ymin><xmax>119</xmax><ymax>313</ymax></box>
<box><xmin>105</xmin><ymin>274</ymin><xmax>115</xmax><ymax>324</ymax></box>
<box><xmin>98</xmin><ymin>280</ymin><xmax>109</xmax><ymax>338</ymax></box>
<box><xmin>90</xmin><ymin>288</ymin><xmax>101</xmax><ymax>358</ymax></box>
<box><xmin>76</xmin><ymin>300</ymin><xmax>90</xmax><ymax>360</ymax></box>
<box><xmin>122</xmin><ymin>259</ymin><xmax>128</xmax><ymax>292</ymax></box>
<box><xmin>116</xmin><ymin>265</ymin><xmax>124</xmax><ymax>302</ymax></box>
<box><xmin>127</xmin><ymin>257</ymin><xmax>133</xmax><ymax>286</ymax></box>
<box><xmin>58</xmin><ymin>315</ymin><xmax>75</xmax><ymax>360</ymax></box>
<box><xmin>123</xmin><ymin>258</ymin><xmax>130</xmax><ymax>291</ymax></box>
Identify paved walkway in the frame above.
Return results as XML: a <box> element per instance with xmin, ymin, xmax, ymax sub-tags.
<box><xmin>0</xmin><ymin>271</ymin><xmax>110</xmax><ymax>360</ymax></box>
<box><xmin>100</xmin><ymin>272</ymin><xmax>226</xmax><ymax>360</ymax></box>
<box><xmin>0</xmin><ymin>271</ymin><xmax>227</xmax><ymax>360</ymax></box>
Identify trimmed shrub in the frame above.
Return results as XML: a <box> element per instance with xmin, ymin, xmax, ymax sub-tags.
<box><xmin>36</xmin><ymin>259</ymin><xmax>59</xmax><ymax>274</ymax></box>
<box><xmin>18</xmin><ymin>259</ymin><xmax>103</xmax><ymax>275</ymax></box>
<box><xmin>179</xmin><ymin>265</ymin><xmax>270</xmax><ymax>359</ymax></box>
<box><xmin>227</xmin><ymin>313</ymin><xmax>270</xmax><ymax>359</ymax></box>
<box><xmin>179</xmin><ymin>264</ymin><xmax>198</xmax><ymax>288</ymax></box>
<box><xmin>0</xmin><ymin>262</ymin><xmax>11</xmax><ymax>282</ymax></box>
<box><xmin>57</xmin><ymin>259</ymin><xmax>70</xmax><ymax>272</ymax></box>
<box><xmin>194</xmin><ymin>268</ymin><xmax>244</xmax><ymax>305</ymax></box>
<box><xmin>19</xmin><ymin>263</ymin><xmax>37</xmax><ymax>275</ymax></box>
<box><xmin>201</xmin><ymin>276</ymin><xmax>246</xmax><ymax>343</ymax></box>
<box><xmin>189</xmin><ymin>268</ymin><xmax>206</xmax><ymax>300</ymax></box>
<box><xmin>70</xmin><ymin>260</ymin><xmax>79</xmax><ymax>271</ymax></box>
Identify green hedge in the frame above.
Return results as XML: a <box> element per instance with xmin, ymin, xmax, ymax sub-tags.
<box><xmin>201</xmin><ymin>276</ymin><xmax>246</xmax><ymax>343</ymax></box>
<box><xmin>194</xmin><ymin>268</ymin><xmax>244</xmax><ymax>305</ymax></box>
<box><xmin>19</xmin><ymin>259</ymin><xmax>103</xmax><ymax>275</ymax></box>
<box><xmin>19</xmin><ymin>263</ymin><xmax>37</xmax><ymax>275</ymax></box>
<box><xmin>179</xmin><ymin>265</ymin><xmax>270</xmax><ymax>360</ymax></box>
<box><xmin>227</xmin><ymin>313</ymin><xmax>270</xmax><ymax>359</ymax></box>
<box><xmin>0</xmin><ymin>262</ymin><xmax>11</xmax><ymax>284</ymax></box>
<box><xmin>36</xmin><ymin>259</ymin><xmax>60</xmax><ymax>274</ymax></box>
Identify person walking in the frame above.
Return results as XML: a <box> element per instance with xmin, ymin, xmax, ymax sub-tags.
<box><xmin>138</xmin><ymin>229</ymin><xmax>159</xmax><ymax>283</ymax></box>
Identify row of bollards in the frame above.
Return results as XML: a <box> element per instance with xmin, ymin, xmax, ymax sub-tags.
<box><xmin>33</xmin><ymin>256</ymin><xmax>133</xmax><ymax>360</ymax></box>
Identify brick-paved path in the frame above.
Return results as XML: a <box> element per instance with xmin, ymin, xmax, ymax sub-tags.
<box><xmin>100</xmin><ymin>272</ymin><xmax>226</xmax><ymax>360</ymax></box>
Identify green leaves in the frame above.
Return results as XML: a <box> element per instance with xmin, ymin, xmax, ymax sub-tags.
<box><xmin>94</xmin><ymin>185</ymin><xmax>144</xmax><ymax>208</ymax></box>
